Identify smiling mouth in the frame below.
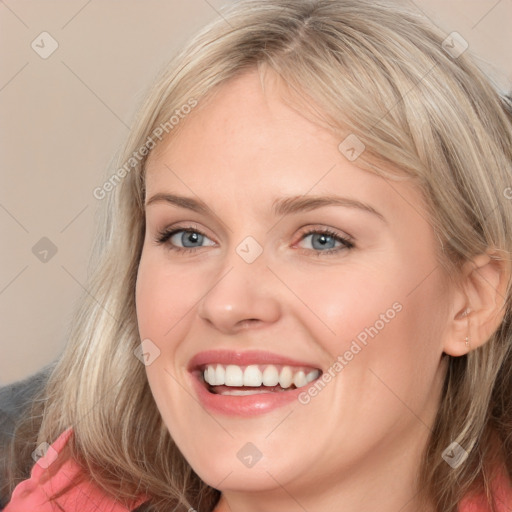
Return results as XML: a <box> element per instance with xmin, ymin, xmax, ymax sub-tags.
<box><xmin>199</xmin><ymin>363</ymin><xmax>322</xmax><ymax>396</ymax></box>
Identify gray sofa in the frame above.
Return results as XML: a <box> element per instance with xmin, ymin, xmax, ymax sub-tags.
<box><xmin>0</xmin><ymin>366</ymin><xmax>52</xmax><ymax>509</ymax></box>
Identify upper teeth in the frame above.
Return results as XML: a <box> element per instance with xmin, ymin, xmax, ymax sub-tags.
<box><xmin>202</xmin><ymin>364</ymin><xmax>320</xmax><ymax>389</ymax></box>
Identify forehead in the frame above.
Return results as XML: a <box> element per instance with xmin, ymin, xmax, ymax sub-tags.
<box><xmin>146</xmin><ymin>68</ymin><xmax>335</xmax><ymax>173</ymax></box>
<box><xmin>143</xmin><ymin>69</ymin><xmax>426</xmax><ymax>224</ymax></box>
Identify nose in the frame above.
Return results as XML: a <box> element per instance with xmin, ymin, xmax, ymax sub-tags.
<box><xmin>197</xmin><ymin>251</ymin><xmax>282</xmax><ymax>335</ymax></box>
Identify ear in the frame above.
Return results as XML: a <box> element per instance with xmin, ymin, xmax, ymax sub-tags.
<box><xmin>443</xmin><ymin>251</ymin><xmax>509</xmax><ymax>357</ymax></box>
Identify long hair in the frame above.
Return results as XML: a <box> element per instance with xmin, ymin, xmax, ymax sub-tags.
<box><xmin>5</xmin><ymin>1</ymin><xmax>512</xmax><ymax>511</ymax></box>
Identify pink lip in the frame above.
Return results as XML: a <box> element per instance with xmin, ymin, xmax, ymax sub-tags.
<box><xmin>190</xmin><ymin>374</ymin><xmax>314</xmax><ymax>416</ymax></box>
<box><xmin>187</xmin><ymin>350</ymin><xmax>321</xmax><ymax>417</ymax></box>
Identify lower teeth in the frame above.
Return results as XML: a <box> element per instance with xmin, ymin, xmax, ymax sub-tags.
<box><xmin>210</xmin><ymin>385</ymin><xmax>296</xmax><ymax>396</ymax></box>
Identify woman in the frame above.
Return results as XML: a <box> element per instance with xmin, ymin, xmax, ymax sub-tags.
<box><xmin>2</xmin><ymin>0</ymin><xmax>511</xmax><ymax>511</ymax></box>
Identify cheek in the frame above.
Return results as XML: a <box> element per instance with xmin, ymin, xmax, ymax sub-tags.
<box><xmin>283</xmin><ymin>258</ymin><xmax>406</xmax><ymax>354</ymax></box>
<box><xmin>135</xmin><ymin>250</ymin><xmax>202</xmax><ymax>341</ymax></box>
<box><xmin>134</xmin><ymin>251</ymin><xmax>201</xmax><ymax>432</ymax></box>
<box><xmin>288</xmin><ymin>253</ymin><xmax>448</xmax><ymax>403</ymax></box>
<box><xmin>293</xmin><ymin>241</ymin><xmax>446</xmax><ymax>349</ymax></box>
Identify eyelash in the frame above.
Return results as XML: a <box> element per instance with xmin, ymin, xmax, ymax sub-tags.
<box><xmin>155</xmin><ymin>225</ymin><xmax>354</xmax><ymax>256</ymax></box>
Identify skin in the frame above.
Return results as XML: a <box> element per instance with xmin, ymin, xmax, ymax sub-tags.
<box><xmin>135</xmin><ymin>67</ymin><xmax>504</xmax><ymax>512</ymax></box>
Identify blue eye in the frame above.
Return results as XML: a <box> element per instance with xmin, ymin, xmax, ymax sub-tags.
<box><xmin>297</xmin><ymin>229</ymin><xmax>354</xmax><ymax>255</ymax></box>
<box><xmin>155</xmin><ymin>226</ymin><xmax>354</xmax><ymax>256</ymax></box>
<box><xmin>156</xmin><ymin>227</ymin><xmax>215</xmax><ymax>253</ymax></box>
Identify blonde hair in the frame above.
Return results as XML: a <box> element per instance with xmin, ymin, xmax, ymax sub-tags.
<box><xmin>6</xmin><ymin>1</ymin><xmax>512</xmax><ymax>511</ymax></box>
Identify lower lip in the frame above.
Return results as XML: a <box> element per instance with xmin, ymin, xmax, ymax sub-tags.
<box><xmin>190</xmin><ymin>373</ymin><xmax>313</xmax><ymax>416</ymax></box>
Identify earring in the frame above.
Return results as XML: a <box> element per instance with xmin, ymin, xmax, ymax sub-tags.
<box><xmin>462</xmin><ymin>307</ymin><xmax>471</xmax><ymax>349</ymax></box>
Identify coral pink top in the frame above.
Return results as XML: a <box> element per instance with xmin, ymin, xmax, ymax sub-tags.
<box><xmin>3</xmin><ymin>429</ymin><xmax>147</xmax><ymax>511</ymax></box>
<box><xmin>4</xmin><ymin>429</ymin><xmax>512</xmax><ymax>511</ymax></box>
<box><xmin>458</xmin><ymin>463</ymin><xmax>512</xmax><ymax>512</ymax></box>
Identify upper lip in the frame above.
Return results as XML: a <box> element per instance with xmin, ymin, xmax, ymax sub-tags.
<box><xmin>188</xmin><ymin>350</ymin><xmax>321</xmax><ymax>371</ymax></box>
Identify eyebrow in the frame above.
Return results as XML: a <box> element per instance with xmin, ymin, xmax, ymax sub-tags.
<box><xmin>145</xmin><ymin>193</ymin><xmax>386</xmax><ymax>223</ymax></box>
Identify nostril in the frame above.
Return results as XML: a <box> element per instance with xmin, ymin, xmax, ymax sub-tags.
<box><xmin>239</xmin><ymin>319</ymin><xmax>259</xmax><ymax>328</ymax></box>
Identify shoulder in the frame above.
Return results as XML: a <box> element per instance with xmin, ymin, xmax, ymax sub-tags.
<box><xmin>3</xmin><ymin>428</ymin><xmax>148</xmax><ymax>512</ymax></box>
<box><xmin>459</xmin><ymin>465</ymin><xmax>512</xmax><ymax>512</ymax></box>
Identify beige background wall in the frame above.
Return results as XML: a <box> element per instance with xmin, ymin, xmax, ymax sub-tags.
<box><xmin>1</xmin><ymin>0</ymin><xmax>511</xmax><ymax>385</ymax></box>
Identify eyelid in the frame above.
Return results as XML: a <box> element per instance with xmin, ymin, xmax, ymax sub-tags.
<box><xmin>155</xmin><ymin>223</ymin><xmax>215</xmax><ymax>246</ymax></box>
<box><xmin>295</xmin><ymin>225</ymin><xmax>354</xmax><ymax>244</ymax></box>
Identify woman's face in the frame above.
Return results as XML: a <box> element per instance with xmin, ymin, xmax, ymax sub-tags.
<box><xmin>136</xmin><ymin>69</ymin><xmax>454</xmax><ymax>503</ymax></box>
